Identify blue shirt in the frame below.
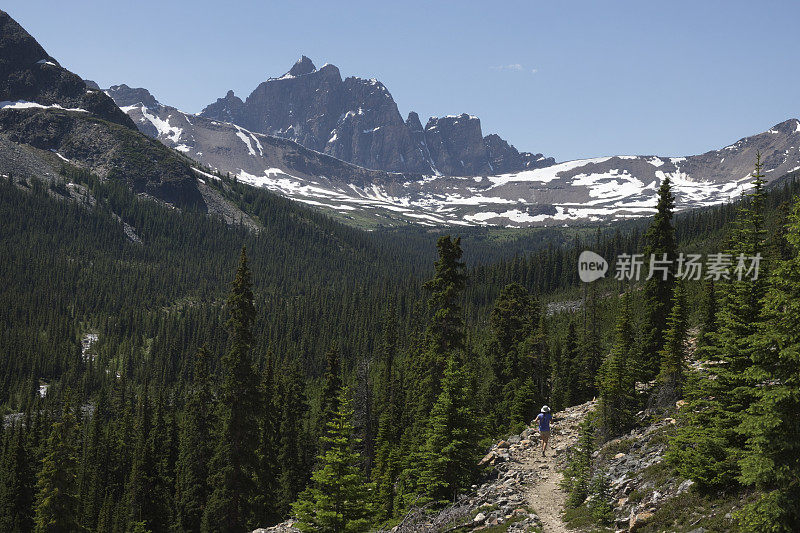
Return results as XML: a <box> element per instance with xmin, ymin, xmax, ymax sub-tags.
<box><xmin>535</xmin><ymin>412</ymin><xmax>552</xmax><ymax>432</ymax></box>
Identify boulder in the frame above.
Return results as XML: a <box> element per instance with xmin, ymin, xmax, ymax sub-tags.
<box><xmin>676</xmin><ymin>479</ymin><xmax>695</xmax><ymax>495</ymax></box>
<box><xmin>630</xmin><ymin>511</ymin><xmax>654</xmax><ymax>530</ymax></box>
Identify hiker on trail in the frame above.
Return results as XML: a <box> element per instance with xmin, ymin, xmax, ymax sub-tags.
<box><xmin>533</xmin><ymin>405</ymin><xmax>552</xmax><ymax>457</ymax></box>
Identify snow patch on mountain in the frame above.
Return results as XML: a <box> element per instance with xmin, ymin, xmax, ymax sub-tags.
<box><xmin>0</xmin><ymin>100</ymin><xmax>88</xmax><ymax>112</ymax></box>
<box><xmin>140</xmin><ymin>106</ymin><xmax>182</xmax><ymax>143</ymax></box>
<box><xmin>486</xmin><ymin>157</ymin><xmax>612</xmax><ymax>187</ymax></box>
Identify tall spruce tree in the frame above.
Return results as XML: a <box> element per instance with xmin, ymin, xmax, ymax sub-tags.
<box><xmin>552</xmin><ymin>321</ymin><xmax>579</xmax><ymax>410</ymax></box>
<box><xmin>579</xmin><ymin>283</ymin><xmax>603</xmax><ymax>402</ymax></box>
<box><xmin>0</xmin><ymin>422</ymin><xmax>35</xmax><ymax>532</ymax></box>
<box><xmin>293</xmin><ymin>387</ymin><xmax>375</xmax><ymax>533</ymax></box>
<box><xmin>371</xmin><ymin>306</ymin><xmax>403</xmax><ymax>521</ymax></box>
<box><xmin>418</xmin><ymin>354</ymin><xmax>481</xmax><ymax>505</ymax></box>
<box><xmin>127</xmin><ymin>387</ymin><xmax>169</xmax><ymax>532</ymax></box>
<box><xmin>669</xmin><ymin>156</ymin><xmax>769</xmax><ymax>491</ymax></box>
<box><xmin>424</xmin><ymin>236</ymin><xmax>467</xmax><ymax>357</ymax></box>
<box><xmin>203</xmin><ymin>247</ymin><xmax>261</xmax><ymax>532</ymax></box>
<box><xmin>277</xmin><ymin>360</ymin><xmax>310</xmax><ymax>515</ymax></box>
<box><xmin>713</xmin><ymin>153</ymin><xmax>768</xmax><ymax>400</ymax></box>
<box><xmin>33</xmin><ymin>397</ymin><xmax>81</xmax><ymax>533</ymax></box>
<box><xmin>699</xmin><ymin>278</ymin><xmax>717</xmax><ymax>343</ymax></box>
<box><xmin>412</xmin><ymin>236</ymin><xmax>467</xmax><ymax>441</ymax></box>
<box><xmin>654</xmin><ymin>281</ymin><xmax>688</xmax><ymax>407</ymax></box>
<box><xmin>372</xmin><ymin>384</ymin><xmax>402</xmax><ymax>520</ymax></box>
<box><xmin>488</xmin><ymin>283</ymin><xmax>537</xmax><ymax>428</ymax></box>
<box><xmin>596</xmin><ymin>294</ymin><xmax>636</xmax><ymax>440</ymax></box>
<box><xmin>174</xmin><ymin>346</ymin><xmax>214</xmax><ymax>532</ymax></box>
<box><xmin>735</xmin><ymin>196</ymin><xmax>800</xmax><ymax>531</ymax></box>
<box><xmin>640</xmin><ymin>177</ymin><xmax>676</xmax><ymax>380</ymax></box>
<box><xmin>254</xmin><ymin>351</ymin><xmax>280</xmax><ymax>526</ymax></box>
<box><xmin>321</xmin><ymin>343</ymin><xmax>343</xmax><ymax>426</ymax></box>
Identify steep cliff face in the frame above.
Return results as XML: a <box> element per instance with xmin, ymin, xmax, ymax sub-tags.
<box><xmin>200</xmin><ymin>56</ymin><xmax>552</xmax><ymax>176</ymax></box>
<box><xmin>423</xmin><ymin>114</ymin><xmax>492</xmax><ymax>175</ymax></box>
<box><xmin>484</xmin><ymin>133</ymin><xmax>555</xmax><ymax>174</ymax></box>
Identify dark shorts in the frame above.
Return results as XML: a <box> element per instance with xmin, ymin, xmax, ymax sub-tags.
<box><xmin>539</xmin><ymin>430</ymin><xmax>551</xmax><ymax>439</ymax></box>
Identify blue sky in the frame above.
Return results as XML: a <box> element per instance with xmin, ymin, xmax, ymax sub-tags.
<box><xmin>6</xmin><ymin>1</ymin><xmax>799</xmax><ymax>161</ymax></box>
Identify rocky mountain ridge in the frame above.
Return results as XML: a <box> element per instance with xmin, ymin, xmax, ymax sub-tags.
<box><xmin>104</xmin><ymin>82</ymin><xmax>800</xmax><ymax>228</ymax></box>
<box><xmin>199</xmin><ymin>56</ymin><xmax>554</xmax><ymax>176</ymax></box>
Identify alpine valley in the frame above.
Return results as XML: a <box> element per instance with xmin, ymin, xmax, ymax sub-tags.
<box><xmin>4</xmin><ymin>7</ymin><xmax>800</xmax><ymax>533</ymax></box>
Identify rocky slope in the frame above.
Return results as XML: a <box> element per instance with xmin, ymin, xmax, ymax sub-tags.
<box><xmin>199</xmin><ymin>56</ymin><xmax>553</xmax><ymax>176</ymax></box>
<box><xmin>0</xmin><ymin>10</ymin><xmax>134</xmax><ymax>129</ymax></box>
<box><xmin>0</xmin><ymin>10</ymin><xmax>262</xmax><ymax>224</ymax></box>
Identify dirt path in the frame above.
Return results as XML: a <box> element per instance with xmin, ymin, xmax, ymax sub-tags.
<box><xmin>522</xmin><ymin>401</ymin><xmax>595</xmax><ymax>533</ymax></box>
<box><xmin>522</xmin><ymin>439</ymin><xmax>570</xmax><ymax>532</ymax></box>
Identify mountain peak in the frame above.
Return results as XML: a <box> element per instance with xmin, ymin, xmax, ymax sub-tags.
<box><xmin>0</xmin><ymin>9</ymin><xmax>134</xmax><ymax>128</ymax></box>
<box><xmin>106</xmin><ymin>84</ymin><xmax>160</xmax><ymax>109</ymax></box>
<box><xmin>288</xmin><ymin>55</ymin><xmax>316</xmax><ymax>77</ymax></box>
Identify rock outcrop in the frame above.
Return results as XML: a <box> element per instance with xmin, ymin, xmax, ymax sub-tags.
<box><xmin>200</xmin><ymin>56</ymin><xmax>552</xmax><ymax>176</ymax></box>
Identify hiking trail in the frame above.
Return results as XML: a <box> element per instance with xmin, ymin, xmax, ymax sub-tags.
<box><xmin>520</xmin><ymin>401</ymin><xmax>595</xmax><ymax>532</ymax></box>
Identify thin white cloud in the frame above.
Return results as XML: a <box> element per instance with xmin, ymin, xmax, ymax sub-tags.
<box><xmin>490</xmin><ymin>63</ymin><xmax>537</xmax><ymax>73</ymax></box>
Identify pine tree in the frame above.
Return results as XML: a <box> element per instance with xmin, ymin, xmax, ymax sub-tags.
<box><xmin>174</xmin><ymin>346</ymin><xmax>214</xmax><ymax>532</ymax></box>
<box><xmin>735</xmin><ymin>197</ymin><xmax>800</xmax><ymax>531</ymax></box>
<box><xmin>587</xmin><ymin>470</ymin><xmax>615</xmax><ymax>526</ymax></box>
<box><xmin>699</xmin><ymin>278</ymin><xmax>717</xmax><ymax>343</ymax></box>
<box><xmin>489</xmin><ymin>283</ymin><xmax>536</xmax><ymax>362</ymax></box>
<box><xmin>77</xmin><ymin>391</ymin><xmax>108</xmax><ymax>531</ymax></box>
<box><xmin>640</xmin><ymin>177</ymin><xmax>677</xmax><ymax>379</ymax></box>
<box><xmin>411</xmin><ymin>236</ymin><xmax>467</xmax><ymax>444</ymax></box>
<box><xmin>321</xmin><ymin>343</ymin><xmax>343</xmax><ymax>426</ymax></box>
<box><xmin>424</xmin><ymin>236</ymin><xmax>467</xmax><ymax>357</ymax></box>
<box><xmin>418</xmin><ymin>354</ymin><xmax>481</xmax><ymax>505</ymax></box>
<box><xmin>0</xmin><ymin>423</ymin><xmax>35</xmax><ymax>532</ymax></box>
<box><xmin>277</xmin><ymin>360</ymin><xmax>309</xmax><ymax>515</ymax></box>
<box><xmin>579</xmin><ymin>283</ymin><xmax>603</xmax><ymax>401</ymax></box>
<box><xmin>293</xmin><ymin>387</ymin><xmax>375</xmax><ymax>533</ymax></box>
<box><xmin>654</xmin><ymin>281</ymin><xmax>688</xmax><ymax>407</ymax></box>
<box><xmin>203</xmin><ymin>247</ymin><xmax>262</xmax><ymax>532</ymax></box>
<box><xmin>371</xmin><ymin>308</ymin><xmax>403</xmax><ymax>521</ymax></box>
<box><xmin>713</xmin><ymin>153</ymin><xmax>768</xmax><ymax>397</ymax></box>
<box><xmin>669</xmin><ymin>156</ymin><xmax>769</xmax><ymax>491</ymax></box>
<box><xmin>127</xmin><ymin>387</ymin><xmax>169</xmax><ymax>532</ymax></box>
<box><xmin>372</xmin><ymin>390</ymin><xmax>402</xmax><ymax>520</ymax></box>
<box><xmin>596</xmin><ymin>294</ymin><xmax>636</xmax><ymax>440</ymax></box>
<box><xmin>552</xmin><ymin>321</ymin><xmax>579</xmax><ymax>410</ymax></box>
<box><xmin>509</xmin><ymin>377</ymin><xmax>538</xmax><ymax>429</ymax></box>
<box><xmin>254</xmin><ymin>351</ymin><xmax>280</xmax><ymax>526</ymax></box>
<box><xmin>563</xmin><ymin>418</ymin><xmax>596</xmax><ymax>508</ymax></box>
<box><xmin>33</xmin><ymin>397</ymin><xmax>82</xmax><ymax>533</ymax></box>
